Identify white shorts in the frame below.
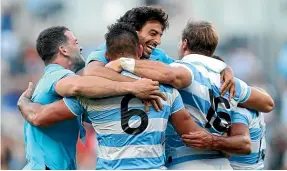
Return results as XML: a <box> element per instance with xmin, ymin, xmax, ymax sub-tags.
<box><xmin>167</xmin><ymin>158</ymin><xmax>233</xmax><ymax>170</ymax></box>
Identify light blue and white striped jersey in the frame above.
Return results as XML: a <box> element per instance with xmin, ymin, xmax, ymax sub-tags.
<box><xmin>230</xmin><ymin>107</ymin><xmax>266</xmax><ymax>170</ymax></box>
<box><xmin>165</xmin><ymin>54</ymin><xmax>252</xmax><ymax>167</ymax></box>
<box><xmin>64</xmin><ymin>80</ymin><xmax>184</xmax><ymax>170</ymax></box>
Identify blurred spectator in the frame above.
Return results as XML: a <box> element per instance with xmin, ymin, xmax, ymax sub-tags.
<box><xmin>277</xmin><ymin>42</ymin><xmax>287</xmax><ymax>80</ymax></box>
<box><xmin>25</xmin><ymin>0</ymin><xmax>64</xmax><ymax>20</ymax></box>
<box><xmin>227</xmin><ymin>47</ymin><xmax>264</xmax><ymax>84</ymax></box>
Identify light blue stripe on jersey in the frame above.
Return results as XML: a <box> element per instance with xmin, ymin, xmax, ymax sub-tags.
<box><xmin>250</xmin><ymin>128</ymin><xmax>264</xmax><ymax>140</ymax></box>
<box><xmin>179</xmin><ymin>89</ymin><xmax>210</xmax><ymax>115</ymax></box>
<box><xmin>166</xmin><ymin>56</ymin><xmax>251</xmax><ymax>168</ymax></box>
<box><xmin>97</xmin><ymin>131</ymin><xmax>164</xmax><ymax>147</ymax></box>
<box><xmin>64</xmin><ymin>84</ymin><xmax>184</xmax><ymax>170</ymax></box>
<box><xmin>96</xmin><ymin>155</ymin><xmax>166</xmax><ymax>170</ymax></box>
<box><xmin>230</xmin><ymin>107</ymin><xmax>266</xmax><ymax>169</ymax></box>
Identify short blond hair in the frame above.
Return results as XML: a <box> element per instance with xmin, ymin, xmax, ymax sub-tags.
<box><xmin>182</xmin><ymin>20</ymin><xmax>218</xmax><ymax>56</ymax></box>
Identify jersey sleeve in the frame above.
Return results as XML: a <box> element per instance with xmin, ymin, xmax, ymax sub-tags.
<box><xmin>169</xmin><ymin>61</ymin><xmax>195</xmax><ymax>86</ymax></box>
<box><xmin>152</xmin><ymin>48</ymin><xmax>175</xmax><ymax>64</ymax></box>
<box><xmin>85</xmin><ymin>44</ymin><xmax>108</xmax><ymax>65</ymax></box>
<box><xmin>164</xmin><ymin>54</ymin><xmax>175</xmax><ymax>64</ymax></box>
<box><xmin>234</xmin><ymin>78</ymin><xmax>252</xmax><ymax>103</ymax></box>
<box><xmin>231</xmin><ymin>108</ymin><xmax>250</xmax><ymax>126</ymax></box>
<box><xmin>170</xmin><ymin>88</ymin><xmax>185</xmax><ymax>115</ymax></box>
<box><xmin>120</xmin><ymin>70</ymin><xmax>141</xmax><ymax>80</ymax></box>
<box><xmin>51</xmin><ymin>69</ymin><xmax>75</xmax><ymax>94</ymax></box>
<box><xmin>63</xmin><ymin>97</ymin><xmax>85</xmax><ymax>117</ymax></box>
<box><xmin>159</xmin><ymin>49</ymin><xmax>174</xmax><ymax>64</ymax></box>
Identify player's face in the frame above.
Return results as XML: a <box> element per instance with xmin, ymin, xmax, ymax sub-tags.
<box><xmin>137</xmin><ymin>20</ymin><xmax>163</xmax><ymax>59</ymax></box>
<box><xmin>64</xmin><ymin>31</ymin><xmax>85</xmax><ymax>72</ymax></box>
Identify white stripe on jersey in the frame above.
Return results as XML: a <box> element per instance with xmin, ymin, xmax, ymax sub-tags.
<box><xmin>170</xmin><ymin>62</ymin><xmax>195</xmax><ymax>83</ymax></box>
<box><xmin>251</xmin><ymin>141</ymin><xmax>261</xmax><ymax>153</ymax></box>
<box><xmin>179</xmin><ymin>54</ymin><xmax>227</xmax><ymax>73</ymax></box>
<box><xmin>236</xmin><ymin>79</ymin><xmax>250</xmax><ymax>103</ymax></box>
<box><xmin>170</xmin><ymin>60</ymin><xmax>222</xmax><ymax>87</ymax></box>
<box><xmin>230</xmin><ymin>161</ymin><xmax>264</xmax><ymax>170</ymax></box>
<box><xmin>98</xmin><ymin>144</ymin><xmax>164</xmax><ymax>160</ymax></box>
<box><xmin>80</xmin><ymin>91</ymin><xmax>176</xmax><ymax>111</ymax></box>
<box><xmin>92</xmin><ymin>118</ymin><xmax>168</xmax><ymax>134</ymax></box>
<box><xmin>184</xmin><ymin>104</ymin><xmax>207</xmax><ymax>127</ymax></box>
<box><xmin>182</xmin><ymin>80</ymin><xmax>210</xmax><ymax>102</ymax></box>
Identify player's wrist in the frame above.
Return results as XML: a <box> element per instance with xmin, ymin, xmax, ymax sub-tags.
<box><xmin>210</xmin><ymin>134</ymin><xmax>218</xmax><ymax>150</ymax></box>
<box><xmin>121</xmin><ymin>82</ymin><xmax>136</xmax><ymax>94</ymax></box>
<box><xmin>120</xmin><ymin>57</ymin><xmax>135</xmax><ymax>73</ymax></box>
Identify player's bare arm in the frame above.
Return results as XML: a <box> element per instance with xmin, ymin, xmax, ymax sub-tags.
<box><xmin>181</xmin><ymin>123</ymin><xmax>251</xmax><ymax>154</ymax></box>
<box><xmin>169</xmin><ymin>108</ymin><xmax>214</xmax><ymax>150</ymax></box>
<box><xmin>55</xmin><ymin>74</ymin><xmax>163</xmax><ymax>99</ymax></box>
<box><xmin>17</xmin><ymin>82</ymin><xmax>76</xmax><ymax>127</ymax></box>
<box><xmin>83</xmin><ymin>60</ymin><xmax>166</xmax><ymax>111</ymax></box>
<box><xmin>18</xmin><ymin>78</ymin><xmax>166</xmax><ymax>127</ymax></box>
<box><xmin>108</xmin><ymin>58</ymin><xmax>236</xmax><ymax>96</ymax></box>
<box><xmin>106</xmin><ymin>58</ymin><xmax>192</xmax><ymax>89</ymax></box>
<box><xmin>240</xmin><ymin>87</ymin><xmax>275</xmax><ymax>113</ymax></box>
<box><xmin>83</xmin><ymin>60</ymin><xmax>135</xmax><ymax>82</ymax></box>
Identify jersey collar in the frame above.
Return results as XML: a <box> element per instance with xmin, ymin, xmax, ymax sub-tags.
<box><xmin>44</xmin><ymin>64</ymin><xmax>65</xmax><ymax>72</ymax></box>
<box><xmin>181</xmin><ymin>54</ymin><xmax>227</xmax><ymax>72</ymax></box>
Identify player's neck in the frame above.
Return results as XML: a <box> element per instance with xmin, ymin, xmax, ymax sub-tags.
<box><xmin>183</xmin><ymin>50</ymin><xmax>210</xmax><ymax>57</ymax></box>
<box><xmin>49</xmin><ymin>56</ymin><xmax>72</xmax><ymax>71</ymax></box>
<box><xmin>113</xmin><ymin>54</ymin><xmax>138</xmax><ymax>60</ymax></box>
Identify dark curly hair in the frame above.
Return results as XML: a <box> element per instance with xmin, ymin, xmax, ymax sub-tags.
<box><xmin>105</xmin><ymin>22</ymin><xmax>139</xmax><ymax>59</ymax></box>
<box><xmin>117</xmin><ymin>6</ymin><xmax>169</xmax><ymax>31</ymax></box>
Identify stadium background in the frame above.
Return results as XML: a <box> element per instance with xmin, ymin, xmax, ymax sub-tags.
<box><xmin>1</xmin><ymin>0</ymin><xmax>287</xmax><ymax>169</ymax></box>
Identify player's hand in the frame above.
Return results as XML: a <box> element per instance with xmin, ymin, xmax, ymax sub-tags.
<box><xmin>105</xmin><ymin>59</ymin><xmax>122</xmax><ymax>72</ymax></box>
<box><xmin>181</xmin><ymin>131</ymin><xmax>214</xmax><ymax>150</ymax></box>
<box><xmin>132</xmin><ymin>78</ymin><xmax>166</xmax><ymax>112</ymax></box>
<box><xmin>17</xmin><ymin>82</ymin><xmax>34</xmax><ymax>108</ymax></box>
<box><xmin>143</xmin><ymin>97</ymin><xmax>164</xmax><ymax>113</ymax></box>
<box><xmin>220</xmin><ymin>66</ymin><xmax>236</xmax><ymax>100</ymax></box>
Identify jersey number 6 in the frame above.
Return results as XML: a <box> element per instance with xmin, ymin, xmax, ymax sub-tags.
<box><xmin>121</xmin><ymin>94</ymin><xmax>148</xmax><ymax>135</ymax></box>
<box><xmin>205</xmin><ymin>89</ymin><xmax>231</xmax><ymax>132</ymax></box>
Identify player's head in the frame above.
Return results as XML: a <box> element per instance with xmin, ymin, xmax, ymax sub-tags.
<box><xmin>105</xmin><ymin>22</ymin><xmax>142</xmax><ymax>61</ymax></box>
<box><xmin>117</xmin><ymin>6</ymin><xmax>169</xmax><ymax>59</ymax></box>
<box><xmin>36</xmin><ymin>26</ymin><xmax>85</xmax><ymax>72</ymax></box>
<box><xmin>178</xmin><ymin>20</ymin><xmax>218</xmax><ymax>59</ymax></box>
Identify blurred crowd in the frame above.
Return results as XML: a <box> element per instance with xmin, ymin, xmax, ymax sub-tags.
<box><xmin>1</xmin><ymin>0</ymin><xmax>287</xmax><ymax>169</ymax></box>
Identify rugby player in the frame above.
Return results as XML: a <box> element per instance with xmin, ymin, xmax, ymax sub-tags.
<box><xmin>107</xmin><ymin>20</ymin><xmax>274</xmax><ymax>169</ymax></box>
<box><xmin>83</xmin><ymin>6</ymin><xmax>235</xmax><ymax>97</ymax></box>
<box><xmin>228</xmin><ymin>87</ymin><xmax>268</xmax><ymax>170</ymax></box>
<box><xmin>17</xmin><ymin>26</ymin><xmax>164</xmax><ymax>170</ymax></box>
<box><xmin>18</xmin><ymin>22</ymin><xmax>214</xmax><ymax>170</ymax></box>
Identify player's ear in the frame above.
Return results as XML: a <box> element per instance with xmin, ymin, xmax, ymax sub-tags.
<box><xmin>105</xmin><ymin>51</ymin><xmax>110</xmax><ymax>62</ymax></box>
<box><xmin>182</xmin><ymin>39</ymin><xmax>188</xmax><ymax>51</ymax></box>
<box><xmin>59</xmin><ymin>45</ymin><xmax>68</xmax><ymax>57</ymax></box>
<box><xmin>137</xmin><ymin>44</ymin><xmax>143</xmax><ymax>59</ymax></box>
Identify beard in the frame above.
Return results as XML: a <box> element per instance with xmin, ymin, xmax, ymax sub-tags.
<box><xmin>71</xmin><ymin>56</ymin><xmax>85</xmax><ymax>73</ymax></box>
